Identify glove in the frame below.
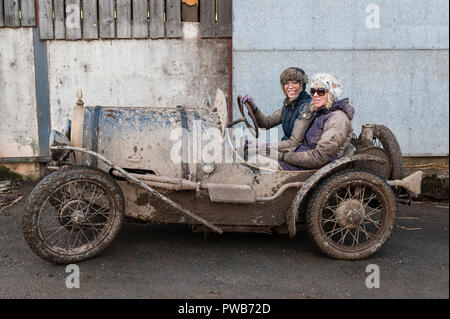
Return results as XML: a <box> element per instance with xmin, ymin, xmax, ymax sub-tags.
<box><xmin>241</xmin><ymin>95</ymin><xmax>258</xmax><ymax>112</ymax></box>
<box><xmin>278</xmin><ymin>149</ymin><xmax>294</xmax><ymax>162</ymax></box>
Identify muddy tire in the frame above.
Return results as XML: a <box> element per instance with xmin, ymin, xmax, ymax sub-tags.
<box><xmin>307</xmin><ymin>169</ymin><xmax>397</xmax><ymax>260</ymax></box>
<box><xmin>23</xmin><ymin>166</ymin><xmax>125</xmax><ymax>264</ymax></box>
<box><xmin>373</xmin><ymin>125</ymin><xmax>403</xmax><ymax>179</ymax></box>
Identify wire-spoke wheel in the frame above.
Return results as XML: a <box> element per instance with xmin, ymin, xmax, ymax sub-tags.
<box><xmin>23</xmin><ymin>166</ymin><xmax>124</xmax><ymax>264</ymax></box>
<box><xmin>307</xmin><ymin>169</ymin><xmax>397</xmax><ymax>260</ymax></box>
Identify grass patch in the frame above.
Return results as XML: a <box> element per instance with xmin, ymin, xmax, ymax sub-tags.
<box><xmin>0</xmin><ymin>166</ymin><xmax>23</xmax><ymax>181</ymax></box>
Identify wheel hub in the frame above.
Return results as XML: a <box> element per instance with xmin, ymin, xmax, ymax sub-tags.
<box><xmin>60</xmin><ymin>200</ymin><xmax>89</xmax><ymax>227</ymax></box>
<box><xmin>335</xmin><ymin>199</ymin><xmax>366</xmax><ymax>228</ymax></box>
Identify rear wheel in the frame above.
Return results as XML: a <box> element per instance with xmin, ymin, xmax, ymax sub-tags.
<box><xmin>307</xmin><ymin>169</ymin><xmax>397</xmax><ymax>260</ymax></box>
<box><xmin>23</xmin><ymin>166</ymin><xmax>125</xmax><ymax>264</ymax></box>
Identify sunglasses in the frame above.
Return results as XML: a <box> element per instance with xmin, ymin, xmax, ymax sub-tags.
<box><xmin>310</xmin><ymin>88</ymin><xmax>328</xmax><ymax>96</ymax></box>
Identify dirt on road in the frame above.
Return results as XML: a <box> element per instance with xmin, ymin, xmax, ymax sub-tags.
<box><xmin>0</xmin><ymin>181</ymin><xmax>448</xmax><ymax>299</ymax></box>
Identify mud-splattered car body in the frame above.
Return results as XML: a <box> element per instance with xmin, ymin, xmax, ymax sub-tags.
<box><xmin>23</xmin><ymin>89</ymin><xmax>423</xmax><ymax>263</ymax></box>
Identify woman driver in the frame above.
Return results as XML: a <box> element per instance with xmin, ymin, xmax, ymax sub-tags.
<box><xmin>241</xmin><ymin>67</ymin><xmax>312</xmax><ymax>151</ymax></box>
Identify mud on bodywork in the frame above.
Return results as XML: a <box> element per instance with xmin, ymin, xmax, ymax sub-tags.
<box><xmin>120</xmin><ymin>181</ymin><xmax>298</xmax><ymax>227</ymax></box>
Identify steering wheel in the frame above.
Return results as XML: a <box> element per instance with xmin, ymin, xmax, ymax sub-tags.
<box><xmin>227</xmin><ymin>95</ymin><xmax>259</xmax><ymax>138</ymax></box>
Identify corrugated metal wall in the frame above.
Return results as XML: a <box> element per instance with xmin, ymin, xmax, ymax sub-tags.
<box><xmin>233</xmin><ymin>0</ymin><xmax>449</xmax><ymax>156</ymax></box>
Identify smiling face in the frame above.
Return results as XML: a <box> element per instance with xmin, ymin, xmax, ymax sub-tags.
<box><xmin>283</xmin><ymin>81</ymin><xmax>302</xmax><ymax>100</ymax></box>
<box><xmin>311</xmin><ymin>87</ymin><xmax>329</xmax><ymax>109</ymax></box>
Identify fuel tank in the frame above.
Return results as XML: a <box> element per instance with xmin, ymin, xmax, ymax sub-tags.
<box><xmin>70</xmin><ymin>105</ymin><xmax>220</xmax><ymax>179</ymax></box>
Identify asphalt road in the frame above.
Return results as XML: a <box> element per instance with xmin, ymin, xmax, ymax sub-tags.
<box><xmin>0</xmin><ymin>183</ymin><xmax>448</xmax><ymax>299</ymax></box>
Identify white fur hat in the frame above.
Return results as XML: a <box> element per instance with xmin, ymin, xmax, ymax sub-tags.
<box><xmin>311</xmin><ymin>73</ymin><xmax>343</xmax><ymax>103</ymax></box>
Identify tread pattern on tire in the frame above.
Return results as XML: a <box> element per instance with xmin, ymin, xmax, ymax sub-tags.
<box><xmin>373</xmin><ymin>124</ymin><xmax>403</xmax><ymax>180</ymax></box>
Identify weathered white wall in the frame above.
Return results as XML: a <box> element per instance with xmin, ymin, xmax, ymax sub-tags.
<box><xmin>0</xmin><ymin>28</ymin><xmax>39</xmax><ymax>158</ymax></box>
<box><xmin>0</xmin><ymin>23</ymin><xmax>229</xmax><ymax>169</ymax></box>
<box><xmin>48</xmin><ymin>23</ymin><xmax>229</xmax><ymax>131</ymax></box>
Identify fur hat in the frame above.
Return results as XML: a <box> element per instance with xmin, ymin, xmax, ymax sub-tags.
<box><xmin>280</xmin><ymin>67</ymin><xmax>308</xmax><ymax>92</ymax></box>
<box><xmin>310</xmin><ymin>73</ymin><xmax>343</xmax><ymax>109</ymax></box>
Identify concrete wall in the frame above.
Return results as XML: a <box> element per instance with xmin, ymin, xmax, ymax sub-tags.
<box><xmin>0</xmin><ymin>28</ymin><xmax>39</xmax><ymax>158</ymax></box>
<box><xmin>0</xmin><ymin>23</ymin><xmax>229</xmax><ymax>176</ymax></box>
<box><xmin>233</xmin><ymin>0</ymin><xmax>449</xmax><ymax>156</ymax></box>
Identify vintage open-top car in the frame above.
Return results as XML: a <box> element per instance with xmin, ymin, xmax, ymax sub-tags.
<box><xmin>23</xmin><ymin>89</ymin><xmax>423</xmax><ymax>264</ymax></box>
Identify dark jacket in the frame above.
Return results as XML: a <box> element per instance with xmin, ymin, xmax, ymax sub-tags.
<box><xmin>279</xmin><ymin>98</ymin><xmax>354</xmax><ymax>170</ymax></box>
<box><xmin>254</xmin><ymin>90</ymin><xmax>311</xmax><ymax>150</ymax></box>
<box><xmin>281</xmin><ymin>90</ymin><xmax>311</xmax><ymax>139</ymax></box>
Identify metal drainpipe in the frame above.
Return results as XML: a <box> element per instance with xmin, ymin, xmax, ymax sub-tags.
<box><xmin>228</xmin><ymin>38</ymin><xmax>233</xmax><ymax>123</ymax></box>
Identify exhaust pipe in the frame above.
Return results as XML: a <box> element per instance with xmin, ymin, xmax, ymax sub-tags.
<box><xmin>387</xmin><ymin>171</ymin><xmax>423</xmax><ymax>196</ymax></box>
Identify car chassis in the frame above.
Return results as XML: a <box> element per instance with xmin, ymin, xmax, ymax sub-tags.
<box><xmin>23</xmin><ymin>89</ymin><xmax>423</xmax><ymax>263</ymax></box>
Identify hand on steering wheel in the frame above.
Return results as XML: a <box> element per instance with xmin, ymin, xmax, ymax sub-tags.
<box><xmin>240</xmin><ymin>95</ymin><xmax>258</xmax><ymax>112</ymax></box>
<box><xmin>226</xmin><ymin>95</ymin><xmax>259</xmax><ymax>138</ymax></box>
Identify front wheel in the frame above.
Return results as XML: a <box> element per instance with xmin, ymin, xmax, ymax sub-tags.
<box><xmin>307</xmin><ymin>169</ymin><xmax>397</xmax><ymax>260</ymax></box>
<box><xmin>23</xmin><ymin>166</ymin><xmax>125</xmax><ymax>264</ymax></box>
